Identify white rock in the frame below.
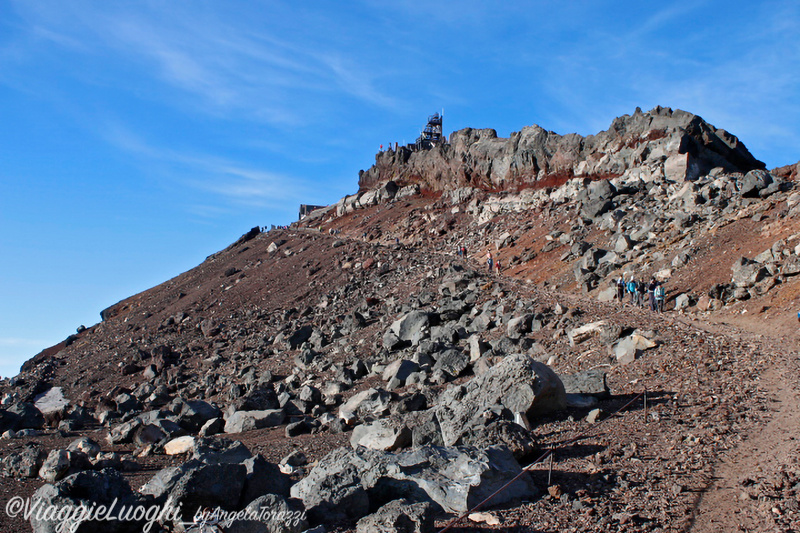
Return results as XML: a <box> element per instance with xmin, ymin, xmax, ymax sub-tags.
<box><xmin>164</xmin><ymin>436</ymin><xmax>196</xmax><ymax>455</ymax></box>
<box><xmin>33</xmin><ymin>387</ymin><xmax>69</xmax><ymax>415</ymax></box>
<box><xmin>469</xmin><ymin>512</ymin><xmax>501</xmax><ymax>525</ymax></box>
<box><xmin>568</xmin><ymin>320</ymin><xmax>611</xmax><ymax>346</ymax></box>
<box><xmin>350</xmin><ymin>420</ymin><xmax>411</xmax><ymax>451</ymax></box>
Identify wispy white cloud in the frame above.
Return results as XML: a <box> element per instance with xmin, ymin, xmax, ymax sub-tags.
<box><xmin>184</xmin><ymin>204</ymin><xmax>231</xmax><ymax>220</ymax></box>
<box><xmin>7</xmin><ymin>2</ymin><xmax>401</xmax><ymax>127</ymax></box>
<box><xmin>99</xmin><ymin>119</ymin><xmax>309</xmax><ymax>210</ymax></box>
<box><xmin>30</xmin><ymin>25</ymin><xmax>86</xmax><ymax>50</ymax></box>
<box><xmin>0</xmin><ymin>337</ymin><xmax>46</xmax><ymax>347</ymax></box>
<box><xmin>322</xmin><ymin>53</ymin><xmax>399</xmax><ymax>109</ymax></box>
<box><xmin>634</xmin><ymin>2</ymin><xmax>707</xmax><ymax>38</ymax></box>
<box><xmin>185</xmin><ymin>162</ymin><xmax>310</xmax><ymax>208</ymax></box>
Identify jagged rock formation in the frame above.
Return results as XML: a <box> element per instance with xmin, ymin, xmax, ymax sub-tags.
<box><xmin>358</xmin><ymin>106</ymin><xmax>764</xmax><ymax>192</ymax></box>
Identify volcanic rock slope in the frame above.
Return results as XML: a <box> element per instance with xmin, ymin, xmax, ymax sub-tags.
<box><xmin>2</xmin><ymin>106</ymin><xmax>800</xmax><ymax>533</ymax></box>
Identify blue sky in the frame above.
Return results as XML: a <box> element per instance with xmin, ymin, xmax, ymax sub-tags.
<box><xmin>1</xmin><ymin>0</ymin><xmax>799</xmax><ymax>378</ymax></box>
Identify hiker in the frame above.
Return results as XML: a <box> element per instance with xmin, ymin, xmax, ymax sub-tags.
<box><xmin>627</xmin><ymin>277</ymin><xmax>637</xmax><ymax>305</ymax></box>
<box><xmin>655</xmin><ymin>282</ymin><xmax>666</xmax><ymax>312</ymax></box>
<box><xmin>616</xmin><ymin>277</ymin><xmax>625</xmax><ymax>301</ymax></box>
<box><xmin>461</xmin><ymin>245</ymin><xmax>467</xmax><ymax>257</ymax></box>
<box><xmin>487</xmin><ymin>251</ymin><xmax>493</xmax><ymax>272</ymax></box>
<box><xmin>495</xmin><ymin>259</ymin><xmax>502</xmax><ymax>276</ymax></box>
<box><xmin>637</xmin><ymin>280</ymin><xmax>647</xmax><ymax>308</ymax></box>
<box><xmin>648</xmin><ymin>278</ymin><xmax>658</xmax><ymax>311</ymax></box>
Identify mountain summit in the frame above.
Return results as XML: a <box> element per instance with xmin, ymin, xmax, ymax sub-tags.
<box><xmin>359</xmin><ymin>106</ymin><xmax>764</xmax><ymax>192</ymax></box>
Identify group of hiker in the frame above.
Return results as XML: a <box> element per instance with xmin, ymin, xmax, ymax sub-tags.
<box><xmin>615</xmin><ymin>276</ymin><xmax>666</xmax><ymax>312</ymax></box>
<box><xmin>462</xmin><ymin>247</ymin><xmax>668</xmax><ymax>310</ymax></box>
<box><xmin>458</xmin><ymin>246</ymin><xmax>502</xmax><ymax>276</ymax></box>
<box><xmin>485</xmin><ymin>251</ymin><xmax>502</xmax><ymax>276</ymax></box>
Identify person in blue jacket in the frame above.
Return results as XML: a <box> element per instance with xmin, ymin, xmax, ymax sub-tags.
<box><xmin>627</xmin><ymin>277</ymin><xmax>637</xmax><ymax>305</ymax></box>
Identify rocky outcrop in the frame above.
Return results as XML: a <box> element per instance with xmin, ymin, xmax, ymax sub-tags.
<box><xmin>435</xmin><ymin>354</ymin><xmax>566</xmax><ymax>446</ymax></box>
<box><xmin>290</xmin><ymin>445</ymin><xmax>537</xmax><ymax>522</ymax></box>
<box><xmin>31</xmin><ymin>470</ymin><xmax>144</xmax><ymax>533</ymax></box>
<box><xmin>355</xmin><ymin>499</ymin><xmax>434</xmax><ymax>533</ymax></box>
<box><xmin>358</xmin><ymin>106</ymin><xmax>764</xmax><ymax>192</ymax></box>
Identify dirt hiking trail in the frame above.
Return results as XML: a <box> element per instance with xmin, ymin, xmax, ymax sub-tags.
<box><xmin>688</xmin><ymin>319</ymin><xmax>800</xmax><ymax>532</ymax></box>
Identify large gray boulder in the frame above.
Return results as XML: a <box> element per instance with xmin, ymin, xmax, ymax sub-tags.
<box><xmin>31</xmin><ymin>469</ymin><xmax>142</xmax><ymax>533</ymax></box>
<box><xmin>614</xmin><ymin>234</ymin><xmax>635</xmax><ymax>253</ymax></box>
<box><xmin>389</xmin><ymin>311</ymin><xmax>433</xmax><ymax>346</ymax></box>
<box><xmin>224</xmin><ymin>409</ymin><xmax>285</xmax><ymax>433</ymax></box>
<box><xmin>232</xmin><ymin>384</ymin><xmax>280</xmax><ymax>412</ymax></box>
<box><xmin>1</xmin><ymin>444</ymin><xmax>45</xmax><ymax>478</ymax></box>
<box><xmin>431</xmin><ymin>347</ymin><xmax>470</xmax><ymax>378</ymax></box>
<box><xmin>782</xmin><ymin>255</ymin><xmax>800</xmax><ymax>276</ymax></box>
<box><xmin>587</xmin><ymin>178</ymin><xmax>617</xmax><ymax>201</ymax></box>
<box><xmin>240</xmin><ymin>455</ymin><xmax>292</xmax><ymax>505</ymax></box>
<box><xmin>38</xmin><ymin>449</ymin><xmax>73</xmax><ymax>483</ymax></box>
<box><xmin>458</xmin><ymin>419</ymin><xmax>537</xmax><ymax>460</ymax></box>
<box><xmin>377</xmin><ymin>180</ymin><xmax>399</xmax><ymax>202</ymax></box>
<box><xmin>430</xmin><ymin>325</ymin><xmax>459</xmax><ymax>347</ymax></box>
<box><xmin>290</xmin><ymin>448</ymin><xmax>370</xmax><ymax>523</ymax></box>
<box><xmin>578</xmin><ymin>180</ymin><xmax>617</xmax><ymax>219</ymax></box>
<box><xmin>33</xmin><ymin>387</ymin><xmax>70</xmax><ymax>417</ymax></box>
<box><xmin>560</xmin><ymin>369</ymin><xmax>610</xmax><ymax>399</ymax></box>
<box><xmin>383</xmin><ymin>359</ymin><xmax>420</xmax><ymax>386</ymax></box>
<box><xmin>382</xmin><ymin>329</ymin><xmax>404</xmax><ymax>351</ymax></box>
<box><xmin>408</xmin><ymin>410</ymin><xmax>444</xmax><ymax>448</ymax></box>
<box><xmin>581</xmin><ymin>197</ymin><xmax>614</xmax><ymax>220</ymax></box>
<box><xmin>356</xmin><ymin>499</ymin><xmax>434</xmax><ymax>533</ymax></box>
<box><xmin>7</xmin><ymin>402</ymin><xmax>44</xmax><ymax>430</ymax></box>
<box><xmin>467</xmin><ymin>311</ymin><xmax>494</xmax><ymax>333</ymax></box>
<box><xmin>177</xmin><ymin>400</ymin><xmax>222</xmax><ymax>433</ymax></box>
<box><xmin>339</xmin><ymin>388</ymin><xmax>392</xmax><ymax>424</ymax></box>
<box><xmin>567</xmin><ymin>320</ymin><xmax>621</xmax><ymax>346</ymax></box>
<box><xmin>738</xmin><ymin>169</ymin><xmax>773</xmax><ymax>197</ymax></box>
<box><xmin>287</xmin><ymin>325</ymin><xmax>314</xmax><ymax>349</ymax></box>
<box><xmin>731</xmin><ymin>257</ymin><xmax>769</xmax><ymax>288</ymax></box>
<box><xmin>506</xmin><ymin>314</ymin><xmax>533</xmax><ymax>340</ymax></box>
<box><xmin>614</xmin><ymin>334</ymin><xmax>657</xmax><ymax>365</ymax></box>
<box><xmin>66</xmin><ymin>437</ymin><xmax>102</xmax><ymax>458</ymax></box>
<box><xmin>290</xmin><ymin>445</ymin><xmax>537</xmax><ymax>523</ymax></box>
<box><xmin>134</xmin><ymin>420</ymin><xmax>186</xmax><ymax>447</ymax></box>
<box><xmin>350</xmin><ymin>419</ymin><xmax>412</xmax><ymax>451</ymax></box>
<box><xmin>435</xmin><ymin>354</ymin><xmax>566</xmax><ymax>447</ymax></box>
<box><xmin>192</xmin><ymin>437</ymin><xmax>253</xmax><ymax>464</ymax></box>
<box><xmin>140</xmin><ymin>459</ymin><xmax>247</xmax><ymax>522</ymax></box>
<box><xmin>108</xmin><ymin>409</ymin><xmax>186</xmax><ymax>445</ymax></box>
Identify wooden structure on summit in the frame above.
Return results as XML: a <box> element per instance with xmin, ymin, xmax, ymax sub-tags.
<box><xmin>299</xmin><ymin>204</ymin><xmax>325</xmax><ymax>220</ymax></box>
<box><xmin>415</xmin><ymin>112</ymin><xmax>444</xmax><ymax>150</ymax></box>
